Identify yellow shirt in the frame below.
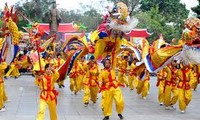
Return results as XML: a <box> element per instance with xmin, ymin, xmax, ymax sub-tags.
<box><xmin>38</xmin><ymin>71</ymin><xmax>60</xmax><ymax>101</ymax></box>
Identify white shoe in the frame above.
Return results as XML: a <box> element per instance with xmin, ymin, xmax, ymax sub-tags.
<box><xmin>181</xmin><ymin>110</ymin><xmax>185</xmax><ymax>114</ymax></box>
<box><xmin>160</xmin><ymin>102</ymin><xmax>164</xmax><ymax>106</ymax></box>
<box><xmin>143</xmin><ymin>97</ymin><xmax>146</xmax><ymax>100</ymax></box>
<box><xmin>170</xmin><ymin>105</ymin><xmax>176</xmax><ymax>110</ymax></box>
<box><xmin>165</xmin><ymin>107</ymin><xmax>170</xmax><ymax>110</ymax></box>
<box><xmin>147</xmin><ymin>91</ymin><xmax>150</xmax><ymax>95</ymax></box>
<box><xmin>0</xmin><ymin>108</ymin><xmax>5</xmax><ymax>112</ymax></box>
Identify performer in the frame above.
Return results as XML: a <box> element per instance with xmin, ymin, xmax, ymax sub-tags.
<box><xmin>190</xmin><ymin>64</ymin><xmax>200</xmax><ymax>91</ymax></box>
<box><xmin>100</xmin><ymin>59</ymin><xmax>124</xmax><ymax>120</ymax></box>
<box><xmin>163</xmin><ymin>60</ymin><xmax>178</xmax><ymax>110</ymax></box>
<box><xmin>69</xmin><ymin>62</ymin><xmax>79</xmax><ymax>94</ymax></box>
<box><xmin>128</xmin><ymin>57</ymin><xmax>138</xmax><ymax>90</ymax></box>
<box><xmin>54</xmin><ymin>53</ymin><xmax>65</xmax><ymax>88</ymax></box>
<box><xmin>5</xmin><ymin>58</ymin><xmax>21</xmax><ymax>79</ymax></box>
<box><xmin>0</xmin><ymin>61</ymin><xmax>8</xmax><ymax>112</ymax></box>
<box><xmin>118</xmin><ymin>54</ymin><xmax>129</xmax><ymax>87</ymax></box>
<box><xmin>77</xmin><ymin>56</ymin><xmax>87</xmax><ymax>90</ymax></box>
<box><xmin>176</xmin><ymin>63</ymin><xmax>193</xmax><ymax>113</ymax></box>
<box><xmin>156</xmin><ymin>68</ymin><xmax>167</xmax><ymax>106</ymax></box>
<box><xmin>36</xmin><ymin>63</ymin><xmax>60</xmax><ymax>120</ymax></box>
<box><xmin>82</xmin><ymin>55</ymin><xmax>100</xmax><ymax>106</ymax></box>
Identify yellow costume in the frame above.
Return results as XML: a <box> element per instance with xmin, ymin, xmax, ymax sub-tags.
<box><xmin>190</xmin><ymin>64</ymin><xmax>200</xmax><ymax>91</ymax></box>
<box><xmin>128</xmin><ymin>62</ymin><xmax>138</xmax><ymax>90</ymax></box>
<box><xmin>5</xmin><ymin>59</ymin><xmax>20</xmax><ymax>78</ymax></box>
<box><xmin>156</xmin><ymin>69</ymin><xmax>167</xmax><ymax>105</ymax></box>
<box><xmin>118</xmin><ymin>57</ymin><xmax>129</xmax><ymax>87</ymax></box>
<box><xmin>163</xmin><ymin>65</ymin><xmax>178</xmax><ymax>109</ymax></box>
<box><xmin>77</xmin><ymin>60</ymin><xmax>87</xmax><ymax>90</ymax></box>
<box><xmin>136</xmin><ymin>70</ymin><xmax>150</xmax><ymax>99</ymax></box>
<box><xmin>0</xmin><ymin>62</ymin><xmax>8</xmax><ymax>110</ymax></box>
<box><xmin>83</xmin><ymin>63</ymin><xmax>99</xmax><ymax>104</ymax></box>
<box><xmin>99</xmin><ymin>68</ymin><xmax>124</xmax><ymax>118</ymax></box>
<box><xmin>69</xmin><ymin>63</ymin><xmax>79</xmax><ymax>94</ymax></box>
<box><xmin>54</xmin><ymin>58</ymin><xmax>65</xmax><ymax>87</ymax></box>
<box><xmin>36</xmin><ymin>71</ymin><xmax>60</xmax><ymax>120</ymax></box>
<box><xmin>176</xmin><ymin>65</ymin><xmax>193</xmax><ymax>113</ymax></box>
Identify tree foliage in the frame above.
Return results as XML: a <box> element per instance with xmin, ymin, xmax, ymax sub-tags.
<box><xmin>192</xmin><ymin>0</ymin><xmax>200</xmax><ymax>18</ymax></box>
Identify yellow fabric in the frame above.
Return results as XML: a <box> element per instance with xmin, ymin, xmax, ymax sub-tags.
<box><xmin>157</xmin><ymin>69</ymin><xmax>167</xmax><ymax>103</ymax></box>
<box><xmin>83</xmin><ymin>64</ymin><xmax>99</xmax><ymax>103</ymax></box>
<box><xmin>38</xmin><ymin>71</ymin><xmax>60</xmax><ymax>100</ymax></box>
<box><xmin>190</xmin><ymin>65</ymin><xmax>199</xmax><ymax>90</ymax></box>
<box><xmin>118</xmin><ymin>59</ymin><xmax>128</xmax><ymax>86</ymax></box>
<box><xmin>0</xmin><ymin>62</ymin><xmax>7</xmax><ymax>109</ymax></box>
<box><xmin>102</xmin><ymin>87</ymin><xmax>124</xmax><ymax>116</ymax></box>
<box><xmin>99</xmin><ymin>68</ymin><xmax>124</xmax><ymax>116</ymax></box>
<box><xmin>33</xmin><ymin>58</ymin><xmax>46</xmax><ymax>71</ymax></box>
<box><xmin>36</xmin><ymin>98</ymin><xmax>57</xmax><ymax>120</ymax></box>
<box><xmin>128</xmin><ymin>63</ymin><xmax>138</xmax><ymax>90</ymax></box>
<box><xmin>164</xmin><ymin>85</ymin><xmax>178</xmax><ymax>107</ymax></box>
<box><xmin>178</xmin><ymin>89</ymin><xmax>192</xmax><ymax>111</ymax></box>
<box><xmin>136</xmin><ymin>71</ymin><xmax>150</xmax><ymax>98</ymax></box>
<box><xmin>54</xmin><ymin>58</ymin><xmax>65</xmax><ymax>86</ymax></box>
<box><xmin>176</xmin><ymin>66</ymin><xmax>193</xmax><ymax>111</ymax></box>
<box><xmin>5</xmin><ymin>62</ymin><xmax>20</xmax><ymax>77</ymax></box>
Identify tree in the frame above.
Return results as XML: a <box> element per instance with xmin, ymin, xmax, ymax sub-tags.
<box><xmin>135</xmin><ymin>6</ymin><xmax>182</xmax><ymax>43</ymax></box>
<box><xmin>108</xmin><ymin>0</ymin><xmax>140</xmax><ymax>15</ymax></box>
<box><xmin>140</xmin><ymin>0</ymin><xmax>189</xmax><ymax>24</ymax></box>
<box><xmin>192</xmin><ymin>0</ymin><xmax>200</xmax><ymax>18</ymax></box>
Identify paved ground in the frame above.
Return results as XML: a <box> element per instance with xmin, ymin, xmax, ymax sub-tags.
<box><xmin>1</xmin><ymin>75</ymin><xmax>200</xmax><ymax>120</ymax></box>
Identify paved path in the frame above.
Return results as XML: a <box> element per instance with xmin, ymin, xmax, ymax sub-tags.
<box><xmin>1</xmin><ymin>75</ymin><xmax>200</xmax><ymax>120</ymax></box>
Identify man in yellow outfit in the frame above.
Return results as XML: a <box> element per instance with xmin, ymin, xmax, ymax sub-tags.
<box><xmin>36</xmin><ymin>63</ymin><xmax>60</xmax><ymax>120</ymax></box>
<box><xmin>156</xmin><ymin>68</ymin><xmax>167</xmax><ymax>106</ymax></box>
<box><xmin>82</xmin><ymin>55</ymin><xmax>100</xmax><ymax>106</ymax></box>
<box><xmin>5</xmin><ymin>58</ymin><xmax>21</xmax><ymax>79</ymax></box>
<box><xmin>77</xmin><ymin>56</ymin><xmax>87</xmax><ymax>91</ymax></box>
<box><xmin>128</xmin><ymin>58</ymin><xmax>138</xmax><ymax>90</ymax></box>
<box><xmin>54</xmin><ymin>53</ymin><xmax>65</xmax><ymax>88</ymax></box>
<box><xmin>100</xmin><ymin>59</ymin><xmax>124</xmax><ymax>120</ymax></box>
<box><xmin>69</xmin><ymin>62</ymin><xmax>79</xmax><ymax>94</ymax></box>
<box><xmin>0</xmin><ymin>61</ymin><xmax>8</xmax><ymax>112</ymax></box>
<box><xmin>163</xmin><ymin>60</ymin><xmax>179</xmax><ymax>110</ymax></box>
<box><xmin>118</xmin><ymin>55</ymin><xmax>129</xmax><ymax>87</ymax></box>
<box><xmin>136</xmin><ymin>69</ymin><xmax>150</xmax><ymax>99</ymax></box>
<box><xmin>176</xmin><ymin>63</ymin><xmax>193</xmax><ymax>113</ymax></box>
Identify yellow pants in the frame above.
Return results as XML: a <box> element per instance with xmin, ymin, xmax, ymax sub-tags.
<box><xmin>118</xmin><ymin>72</ymin><xmax>128</xmax><ymax>86</ymax></box>
<box><xmin>36</xmin><ymin>98</ymin><xmax>57</xmax><ymax>120</ymax></box>
<box><xmin>0</xmin><ymin>83</ymin><xmax>7</xmax><ymax>108</ymax></box>
<box><xmin>83</xmin><ymin>86</ymin><xmax>99</xmax><ymax>103</ymax></box>
<box><xmin>70</xmin><ymin>78</ymin><xmax>78</xmax><ymax>93</ymax></box>
<box><xmin>158</xmin><ymin>81</ymin><xmax>165</xmax><ymax>103</ymax></box>
<box><xmin>137</xmin><ymin>80</ymin><xmax>149</xmax><ymax>98</ymax></box>
<box><xmin>128</xmin><ymin>75</ymin><xmax>138</xmax><ymax>90</ymax></box>
<box><xmin>190</xmin><ymin>76</ymin><xmax>198</xmax><ymax>90</ymax></box>
<box><xmin>101</xmin><ymin>91</ymin><xmax>105</xmax><ymax>109</ymax></box>
<box><xmin>102</xmin><ymin>87</ymin><xmax>124</xmax><ymax>117</ymax></box>
<box><xmin>178</xmin><ymin>88</ymin><xmax>192</xmax><ymax>111</ymax></box>
<box><xmin>77</xmin><ymin>75</ymin><xmax>84</xmax><ymax>91</ymax></box>
<box><xmin>164</xmin><ymin>85</ymin><xmax>178</xmax><ymax>107</ymax></box>
<box><xmin>5</xmin><ymin>67</ymin><xmax>20</xmax><ymax>77</ymax></box>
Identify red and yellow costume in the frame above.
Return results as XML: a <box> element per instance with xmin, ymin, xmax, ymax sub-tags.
<box><xmin>69</xmin><ymin>62</ymin><xmax>79</xmax><ymax>94</ymax></box>
<box><xmin>156</xmin><ymin>69</ymin><xmax>167</xmax><ymax>105</ymax></box>
<box><xmin>128</xmin><ymin>62</ymin><xmax>138</xmax><ymax>90</ymax></box>
<box><xmin>176</xmin><ymin>65</ymin><xmax>193</xmax><ymax>112</ymax></box>
<box><xmin>0</xmin><ymin>62</ymin><xmax>8</xmax><ymax>110</ymax></box>
<box><xmin>117</xmin><ymin>57</ymin><xmax>129</xmax><ymax>87</ymax></box>
<box><xmin>36</xmin><ymin>71</ymin><xmax>60</xmax><ymax>120</ymax></box>
<box><xmin>99</xmin><ymin>68</ymin><xmax>124</xmax><ymax>117</ymax></box>
<box><xmin>83</xmin><ymin>63</ymin><xmax>100</xmax><ymax>104</ymax></box>
<box><xmin>190</xmin><ymin>64</ymin><xmax>200</xmax><ymax>91</ymax></box>
<box><xmin>54</xmin><ymin>58</ymin><xmax>65</xmax><ymax>87</ymax></box>
<box><xmin>163</xmin><ymin>65</ymin><xmax>178</xmax><ymax>108</ymax></box>
<box><xmin>77</xmin><ymin>60</ymin><xmax>87</xmax><ymax>90</ymax></box>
